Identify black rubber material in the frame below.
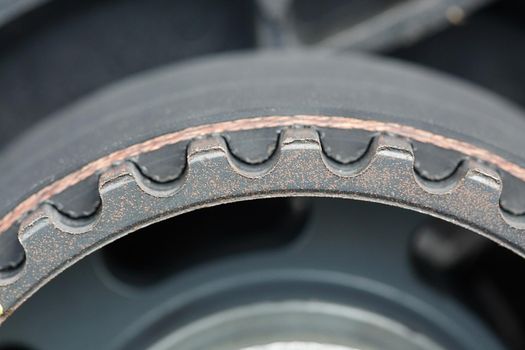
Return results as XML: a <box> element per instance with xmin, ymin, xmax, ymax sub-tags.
<box><xmin>319</xmin><ymin>128</ymin><xmax>374</xmax><ymax>164</ymax></box>
<box><xmin>1</xmin><ymin>51</ymin><xmax>525</xmax><ymax>222</ymax></box>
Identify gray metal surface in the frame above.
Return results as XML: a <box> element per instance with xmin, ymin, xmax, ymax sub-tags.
<box><xmin>241</xmin><ymin>343</ymin><xmax>357</xmax><ymax>350</ymax></box>
<box><xmin>0</xmin><ymin>198</ymin><xmax>504</xmax><ymax>349</ymax></box>
<box><xmin>149</xmin><ymin>301</ymin><xmax>444</xmax><ymax>350</ymax></box>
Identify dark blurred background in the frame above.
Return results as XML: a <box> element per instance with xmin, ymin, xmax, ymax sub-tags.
<box><xmin>0</xmin><ymin>0</ymin><xmax>523</xmax><ymax>150</ymax></box>
<box><xmin>0</xmin><ymin>1</ymin><xmax>524</xmax><ymax>349</ymax></box>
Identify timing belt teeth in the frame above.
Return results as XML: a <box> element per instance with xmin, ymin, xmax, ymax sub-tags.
<box><xmin>319</xmin><ymin>128</ymin><xmax>374</xmax><ymax>164</ymax></box>
<box><xmin>223</xmin><ymin>128</ymin><xmax>280</xmax><ymax>165</ymax></box>
<box><xmin>1</xmin><ymin>126</ymin><xmax>525</xmax><ymax>322</ymax></box>
<box><xmin>412</xmin><ymin>141</ymin><xmax>464</xmax><ymax>181</ymax></box>
<box><xmin>500</xmin><ymin>173</ymin><xmax>525</xmax><ymax>216</ymax></box>
<box><xmin>135</xmin><ymin>141</ymin><xmax>190</xmax><ymax>183</ymax></box>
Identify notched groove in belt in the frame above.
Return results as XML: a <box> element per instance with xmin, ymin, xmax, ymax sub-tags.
<box><xmin>2</xmin><ymin>115</ymin><xmax>525</xmax><ymax>238</ymax></box>
<box><xmin>1</xmin><ymin>116</ymin><xmax>525</xmax><ymax>322</ymax></box>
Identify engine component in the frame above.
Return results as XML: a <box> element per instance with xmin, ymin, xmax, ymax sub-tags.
<box><xmin>0</xmin><ymin>52</ymin><xmax>524</xmax><ymax>349</ymax></box>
